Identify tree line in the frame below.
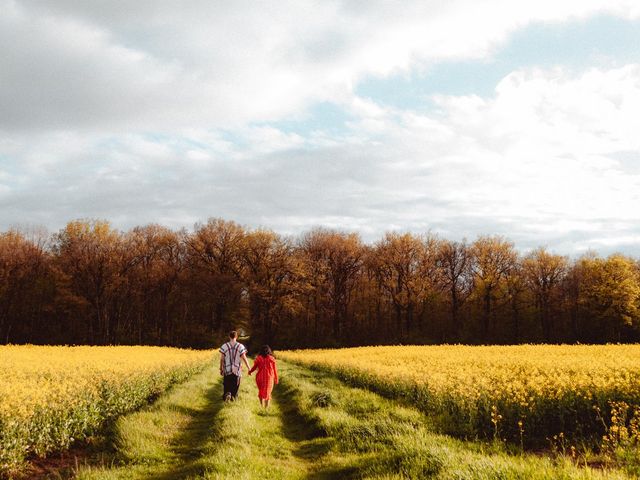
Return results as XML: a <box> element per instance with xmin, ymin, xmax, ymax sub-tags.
<box><xmin>1</xmin><ymin>218</ymin><xmax>639</xmax><ymax>349</ymax></box>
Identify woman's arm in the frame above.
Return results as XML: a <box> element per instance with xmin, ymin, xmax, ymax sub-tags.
<box><xmin>273</xmin><ymin>359</ymin><xmax>278</xmax><ymax>384</ymax></box>
<box><xmin>248</xmin><ymin>356</ymin><xmax>259</xmax><ymax>374</ymax></box>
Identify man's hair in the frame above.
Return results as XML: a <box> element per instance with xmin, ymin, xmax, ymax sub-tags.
<box><xmin>229</xmin><ymin>330</ymin><xmax>238</xmax><ymax>339</ymax></box>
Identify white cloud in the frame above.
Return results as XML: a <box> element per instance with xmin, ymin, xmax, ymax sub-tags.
<box><xmin>3</xmin><ymin>64</ymin><xmax>640</xmax><ymax>254</ymax></box>
<box><xmin>2</xmin><ymin>2</ymin><xmax>640</xmax><ymax>254</ymax></box>
<box><xmin>389</xmin><ymin>65</ymin><xmax>640</xmax><ymax>250</ymax></box>
<box><xmin>2</xmin><ymin>0</ymin><xmax>640</xmax><ymax>131</ymax></box>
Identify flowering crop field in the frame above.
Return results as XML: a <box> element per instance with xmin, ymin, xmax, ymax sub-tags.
<box><xmin>0</xmin><ymin>345</ymin><xmax>212</xmax><ymax>475</ymax></box>
<box><xmin>279</xmin><ymin>345</ymin><xmax>640</xmax><ymax>447</ymax></box>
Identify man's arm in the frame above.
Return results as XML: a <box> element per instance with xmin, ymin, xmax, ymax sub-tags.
<box><xmin>219</xmin><ymin>352</ymin><xmax>225</xmax><ymax>376</ymax></box>
<box><xmin>241</xmin><ymin>353</ymin><xmax>251</xmax><ymax>374</ymax></box>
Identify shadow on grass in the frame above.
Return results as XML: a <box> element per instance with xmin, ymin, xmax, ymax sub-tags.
<box><xmin>274</xmin><ymin>381</ymin><xmax>362</xmax><ymax>480</ymax></box>
<box><xmin>147</xmin><ymin>381</ymin><xmax>224</xmax><ymax>480</ymax></box>
<box><xmin>22</xmin><ymin>436</ymin><xmax>116</xmax><ymax>480</ymax></box>
<box><xmin>304</xmin><ymin>465</ymin><xmax>361</xmax><ymax>480</ymax></box>
<box><xmin>274</xmin><ymin>382</ymin><xmax>330</xmax><ymax>452</ymax></box>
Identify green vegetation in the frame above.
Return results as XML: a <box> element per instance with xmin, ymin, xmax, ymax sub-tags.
<box><xmin>75</xmin><ymin>365</ymin><xmax>222</xmax><ymax>480</ymax></box>
<box><xmin>77</xmin><ymin>364</ymin><xmax>322</xmax><ymax>479</ymax></box>
<box><xmin>278</xmin><ymin>362</ymin><xmax>632</xmax><ymax>479</ymax></box>
<box><xmin>0</xmin><ymin>346</ymin><xmax>210</xmax><ymax>478</ymax></box>
<box><xmin>280</xmin><ymin>345</ymin><xmax>640</xmax><ymax>448</ymax></box>
<box><xmin>72</xmin><ymin>362</ymin><xmax>631</xmax><ymax>480</ymax></box>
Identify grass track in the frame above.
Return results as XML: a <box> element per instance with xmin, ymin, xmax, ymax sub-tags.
<box><xmin>279</xmin><ymin>362</ymin><xmax>633</xmax><ymax>479</ymax></box>
<box><xmin>73</xmin><ymin>362</ymin><xmax>632</xmax><ymax>480</ymax></box>
<box><xmin>76</xmin><ymin>364</ymin><xmax>326</xmax><ymax>480</ymax></box>
<box><xmin>76</xmin><ymin>365</ymin><xmax>223</xmax><ymax>479</ymax></box>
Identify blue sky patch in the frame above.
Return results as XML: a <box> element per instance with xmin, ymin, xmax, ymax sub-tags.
<box><xmin>356</xmin><ymin>15</ymin><xmax>640</xmax><ymax>108</ymax></box>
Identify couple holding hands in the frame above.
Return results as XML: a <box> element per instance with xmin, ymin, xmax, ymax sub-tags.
<box><xmin>219</xmin><ymin>330</ymin><xmax>279</xmax><ymax>408</ymax></box>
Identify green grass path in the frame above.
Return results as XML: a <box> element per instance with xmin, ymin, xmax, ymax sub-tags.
<box><xmin>76</xmin><ymin>364</ymin><xmax>323</xmax><ymax>480</ymax></box>
<box><xmin>75</xmin><ymin>362</ymin><xmax>632</xmax><ymax>480</ymax></box>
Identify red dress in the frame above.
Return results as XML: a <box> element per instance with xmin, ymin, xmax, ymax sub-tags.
<box><xmin>249</xmin><ymin>355</ymin><xmax>278</xmax><ymax>400</ymax></box>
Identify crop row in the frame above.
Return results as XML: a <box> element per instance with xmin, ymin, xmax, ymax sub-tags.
<box><xmin>279</xmin><ymin>345</ymin><xmax>640</xmax><ymax>447</ymax></box>
<box><xmin>0</xmin><ymin>345</ymin><xmax>212</xmax><ymax>476</ymax></box>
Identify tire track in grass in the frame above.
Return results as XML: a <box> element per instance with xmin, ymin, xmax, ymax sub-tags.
<box><xmin>203</xmin><ymin>367</ymin><xmax>333</xmax><ymax>479</ymax></box>
<box><xmin>277</xmin><ymin>361</ymin><xmax>633</xmax><ymax>480</ymax></box>
<box><xmin>76</xmin><ymin>365</ymin><xmax>224</xmax><ymax>480</ymax></box>
<box><xmin>76</xmin><ymin>360</ymin><xmax>631</xmax><ymax>480</ymax></box>
<box><xmin>75</xmin><ymin>363</ymin><xmax>333</xmax><ymax>480</ymax></box>
<box><xmin>147</xmin><ymin>374</ymin><xmax>224</xmax><ymax>480</ymax></box>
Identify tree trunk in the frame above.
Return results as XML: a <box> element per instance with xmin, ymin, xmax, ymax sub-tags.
<box><xmin>449</xmin><ymin>285</ymin><xmax>460</xmax><ymax>341</ymax></box>
<box><xmin>394</xmin><ymin>302</ymin><xmax>402</xmax><ymax>340</ymax></box>
<box><xmin>482</xmin><ymin>289</ymin><xmax>491</xmax><ymax>342</ymax></box>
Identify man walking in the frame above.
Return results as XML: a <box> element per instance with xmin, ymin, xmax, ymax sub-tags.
<box><xmin>219</xmin><ymin>330</ymin><xmax>251</xmax><ymax>401</ymax></box>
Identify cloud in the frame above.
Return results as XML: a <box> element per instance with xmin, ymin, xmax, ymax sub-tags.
<box><xmin>2</xmin><ymin>63</ymin><xmax>640</xmax><ymax>255</ymax></box>
<box><xmin>2</xmin><ymin>0</ymin><xmax>640</xmax><ymax>131</ymax></box>
<box><xmin>2</xmin><ymin>2</ymin><xmax>640</xmax><ymax>254</ymax></box>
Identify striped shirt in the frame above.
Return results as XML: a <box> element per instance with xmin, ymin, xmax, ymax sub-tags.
<box><xmin>219</xmin><ymin>341</ymin><xmax>247</xmax><ymax>376</ymax></box>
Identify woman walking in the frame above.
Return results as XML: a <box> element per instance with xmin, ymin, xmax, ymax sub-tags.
<box><xmin>248</xmin><ymin>345</ymin><xmax>279</xmax><ymax>408</ymax></box>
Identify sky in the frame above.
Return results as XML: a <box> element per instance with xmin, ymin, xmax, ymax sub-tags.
<box><xmin>2</xmin><ymin>0</ymin><xmax>640</xmax><ymax>255</ymax></box>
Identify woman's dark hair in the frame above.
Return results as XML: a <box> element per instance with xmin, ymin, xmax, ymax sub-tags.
<box><xmin>260</xmin><ymin>345</ymin><xmax>272</xmax><ymax>357</ymax></box>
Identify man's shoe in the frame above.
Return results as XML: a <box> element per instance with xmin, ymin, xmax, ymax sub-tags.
<box><xmin>224</xmin><ymin>392</ymin><xmax>232</xmax><ymax>402</ymax></box>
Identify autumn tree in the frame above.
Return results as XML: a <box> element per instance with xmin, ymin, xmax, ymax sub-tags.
<box><xmin>53</xmin><ymin>220</ymin><xmax>125</xmax><ymax>344</ymax></box>
<box><xmin>125</xmin><ymin>225</ymin><xmax>184</xmax><ymax>344</ymax></box>
<box><xmin>0</xmin><ymin>229</ymin><xmax>53</xmax><ymax>343</ymax></box>
<box><xmin>185</xmin><ymin>219</ymin><xmax>246</xmax><ymax>335</ymax></box>
<box><xmin>299</xmin><ymin>229</ymin><xmax>332</xmax><ymax>342</ymax></box>
<box><xmin>437</xmin><ymin>239</ymin><xmax>472</xmax><ymax>341</ymax></box>
<box><xmin>576</xmin><ymin>254</ymin><xmax>640</xmax><ymax>342</ymax></box>
<box><xmin>522</xmin><ymin>247</ymin><xmax>568</xmax><ymax>342</ymax></box>
<box><xmin>504</xmin><ymin>261</ymin><xmax>527</xmax><ymax>343</ymax></box>
<box><xmin>324</xmin><ymin>231</ymin><xmax>363</xmax><ymax>339</ymax></box>
<box><xmin>368</xmin><ymin>233</ymin><xmax>441</xmax><ymax>340</ymax></box>
<box><xmin>241</xmin><ymin>229</ymin><xmax>300</xmax><ymax>344</ymax></box>
<box><xmin>298</xmin><ymin>229</ymin><xmax>363</xmax><ymax>342</ymax></box>
<box><xmin>2</xmin><ymin>218</ymin><xmax>640</xmax><ymax>348</ymax></box>
<box><xmin>470</xmin><ymin>236</ymin><xmax>518</xmax><ymax>342</ymax></box>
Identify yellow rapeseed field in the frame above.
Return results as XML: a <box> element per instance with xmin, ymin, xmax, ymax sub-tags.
<box><xmin>279</xmin><ymin>345</ymin><xmax>640</xmax><ymax>446</ymax></box>
<box><xmin>0</xmin><ymin>345</ymin><xmax>212</xmax><ymax>475</ymax></box>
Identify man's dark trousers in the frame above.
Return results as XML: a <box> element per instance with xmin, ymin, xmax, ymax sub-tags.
<box><xmin>223</xmin><ymin>374</ymin><xmax>240</xmax><ymax>400</ymax></box>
